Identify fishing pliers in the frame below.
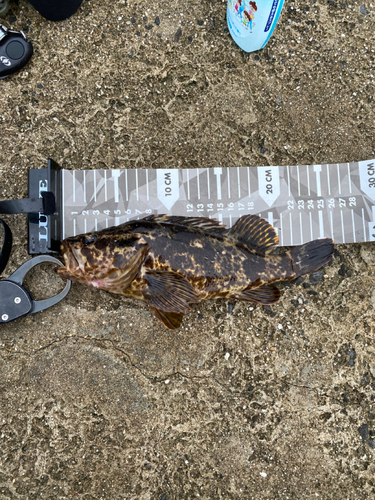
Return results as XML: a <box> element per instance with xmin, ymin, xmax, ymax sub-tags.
<box><xmin>0</xmin><ymin>219</ymin><xmax>71</xmax><ymax>323</ymax></box>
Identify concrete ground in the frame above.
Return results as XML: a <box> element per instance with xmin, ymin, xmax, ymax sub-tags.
<box><xmin>0</xmin><ymin>0</ymin><xmax>375</xmax><ymax>498</ymax></box>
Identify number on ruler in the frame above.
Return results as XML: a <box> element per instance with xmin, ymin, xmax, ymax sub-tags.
<box><xmin>368</xmin><ymin>163</ymin><xmax>375</xmax><ymax>187</ymax></box>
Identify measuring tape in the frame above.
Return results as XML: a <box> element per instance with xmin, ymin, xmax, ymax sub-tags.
<box><xmin>27</xmin><ymin>158</ymin><xmax>375</xmax><ymax>254</ymax></box>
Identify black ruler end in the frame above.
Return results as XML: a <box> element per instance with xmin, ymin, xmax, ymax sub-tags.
<box><xmin>28</xmin><ymin>158</ymin><xmax>63</xmax><ymax>255</ymax></box>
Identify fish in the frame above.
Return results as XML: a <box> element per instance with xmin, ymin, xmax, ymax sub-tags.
<box><xmin>56</xmin><ymin>214</ymin><xmax>334</xmax><ymax>329</ymax></box>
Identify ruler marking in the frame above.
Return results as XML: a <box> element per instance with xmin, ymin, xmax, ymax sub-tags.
<box><xmin>280</xmin><ymin>215</ymin><xmax>284</xmax><ymax>246</ymax></box>
<box><xmin>297</xmin><ymin>167</ymin><xmax>301</xmax><ymax>197</ymax></box>
<box><xmin>94</xmin><ymin>170</ymin><xmax>97</xmax><ymax>202</ymax></box>
<box><xmin>347</xmin><ymin>163</ymin><xmax>352</xmax><ymax>194</ymax></box>
<box><xmin>362</xmin><ymin>208</ymin><xmax>366</xmax><ymax>241</ymax></box>
<box><xmin>73</xmin><ymin>171</ymin><xmax>76</xmax><ymax>203</ymax></box>
<box><xmin>314</xmin><ymin>165</ymin><xmax>322</xmax><ymax>197</ymax></box>
<box><xmin>218</xmin><ymin>213</ymin><xmax>223</xmax><ymax>223</ymax></box>
<box><xmin>318</xmin><ymin>211</ymin><xmax>324</xmax><ymax>239</ymax></box>
<box><xmin>307</xmin><ymin>165</ymin><xmax>310</xmax><ymax>197</ymax></box>
<box><xmin>289</xmin><ymin>212</ymin><xmax>293</xmax><ymax>246</ymax></box>
<box><xmin>351</xmin><ymin>209</ymin><xmax>356</xmax><ymax>243</ymax></box>
<box><xmin>327</xmin><ymin>165</ymin><xmax>331</xmax><ymax>196</ymax></box>
<box><xmin>83</xmin><ymin>171</ymin><xmax>86</xmax><ymax>203</ymax></box>
<box><xmin>268</xmin><ymin>211</ymin><xmax>273</xmax><ymax>227</ymax></box>
<box><xmin>62</xmin><ymin>171</ymin><xmax>66</xmax><ymax>239</ymax></box>
<box><xmin>61</xmin><ymin>159</ymin><xmax>375</xmax><ymax>246</ymax></box>
<box><xmin>340</xmin><ymin>210</ymin><xmax>345</xmax><ymax>243</ymax></box>
<box><xmin>187</xmin><ymin>169</ymin><xmax>190</xmax><ymax>200</ymax></box>
<box><xmin>214</xmin><ymin>168</ymin><xmax>222</xmax><ymax>200</ymax></box>
<box><xmin>113</xmin><ymin>170</ymin><xmax>120</xmax><ymax>203</ymax></box>
<box><xmin>115</xmin><ymin>216</ymin><xmax>120</xmax><ymax>226</ymax></box>
<box><xmin>95</xmin><ymin>218</ymin><xmax>98</xmax><ymax>231</ymax></box>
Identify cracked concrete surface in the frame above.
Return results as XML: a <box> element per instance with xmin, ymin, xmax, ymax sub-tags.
<box><xmin>0</xmin><ymin>0</ymin><xmax>375</xmax><ymax>498</ymax></box>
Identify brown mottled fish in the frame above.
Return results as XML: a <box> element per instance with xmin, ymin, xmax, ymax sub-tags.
<box><xmin>56</xmin><ymin>214</ymin><xmax>334</xmax><ymax>329</ymax></box>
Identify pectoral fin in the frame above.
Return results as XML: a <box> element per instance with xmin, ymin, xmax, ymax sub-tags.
<box><xmin>143</xmin><ymin>270</ymin><xmax>199</xmax><ymax>313</ymax></box>
<box><xmin>231</xmin><ymin>284</ymin><xmax>280</xmax><ymax>304</ymax></box>
<box><xmin>150</xmin><ymin>307</ymin><xmax>184</xmax><ymax>329</ymax></box>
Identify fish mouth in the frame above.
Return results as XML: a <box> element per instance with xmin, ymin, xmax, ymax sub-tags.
<box><xmin>57</xmin><ymin>240</ymin><xmax>86</xmax><ymax>277</ymax></box>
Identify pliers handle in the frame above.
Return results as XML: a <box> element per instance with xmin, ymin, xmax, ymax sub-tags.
<box><xmin>0</xmin><ymin>219</ymin><xmax>71</xmax><ymax>323</ymax></box>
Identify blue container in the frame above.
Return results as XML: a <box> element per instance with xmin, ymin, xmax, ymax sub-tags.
<box><xmin>227</xmin><ymin>0</ymin><xmax>285</xmax><ymax>52</ymax></box>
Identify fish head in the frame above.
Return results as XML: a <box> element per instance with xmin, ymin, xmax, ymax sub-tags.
<box><xmin>56</xmin><ymin>230</ymin><xmax>142</xmax><ymax>288</ymax></box>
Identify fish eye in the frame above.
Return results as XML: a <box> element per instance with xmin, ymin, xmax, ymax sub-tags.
<box><xmin>84</xmin><ymin>235</ymin><xmax>97</xmax><ymax>245</ymax></box>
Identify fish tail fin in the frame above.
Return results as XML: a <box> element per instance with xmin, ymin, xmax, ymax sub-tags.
<box><xmin>289</xmin><ymin>238</ymin><xmax>334</xmax><ymax>278</ymax></box>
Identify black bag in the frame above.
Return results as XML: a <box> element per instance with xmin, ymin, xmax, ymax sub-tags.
<box><xmin>27</xmin><ymin>0</ymin><xmax>84</xmax><ymax>21</ymax></box>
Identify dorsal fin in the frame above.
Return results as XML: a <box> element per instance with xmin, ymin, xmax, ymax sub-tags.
<box><xmin>227</xmin><ymin>214</ymin><xmax>279</xmax><ymax>254</ymax></box>
<box><xmin>142</xmin><ymin>214</ymin><xmax>227</xmax><ymax>234</ymax></box>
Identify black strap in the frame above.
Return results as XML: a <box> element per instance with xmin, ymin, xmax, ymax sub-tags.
<box><xmin>0</xmin><ymin>191</ymin><xmax>56</xmax><ymax>216</ymax></box>
<box><xmin>0</xmin><ymin>219</ymin><xmax>12</xmax><ymax>275</ymax></box>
